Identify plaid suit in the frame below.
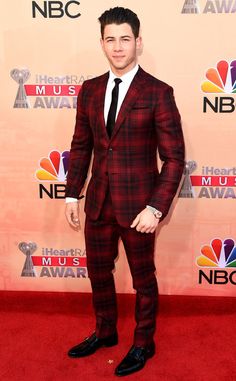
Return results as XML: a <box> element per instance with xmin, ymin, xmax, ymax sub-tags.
<box><xmin>66</xmin><ymin>67</ymin><xmax>185</xmax><ymax>346</ymax></box>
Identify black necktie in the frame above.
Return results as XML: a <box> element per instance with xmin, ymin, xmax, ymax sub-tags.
<box><xmin>106</xmin><ymin>78</ymin><xmax>122</xmax><ymax>138</ymax></box>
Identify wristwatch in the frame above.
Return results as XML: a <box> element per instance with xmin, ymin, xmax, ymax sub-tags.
<box><xmin>146</xmin><ymin>205</ymin><xmax>162</xmax><ymax>219</ymax></box>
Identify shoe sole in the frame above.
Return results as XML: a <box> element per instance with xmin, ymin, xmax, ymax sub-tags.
<box><xmin>115</xmin><ymin>348</ymin><xmax>155</xmax><ymax>377</ymax></box>
<box><xmin>68</xmin><ymin>339</ymin><xmax>118</xmax><ymax>358</ymax></box>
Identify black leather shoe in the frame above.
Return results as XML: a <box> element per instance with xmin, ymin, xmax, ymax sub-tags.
<box><xmin>68</xmin><ymin>331</ymin><xmax>118</xmax><ymax>358</ymax></box>
<box><xmin>115</xmin><ymin>342</ymin><xmax>155</xmax><ymax>377</ymax></box>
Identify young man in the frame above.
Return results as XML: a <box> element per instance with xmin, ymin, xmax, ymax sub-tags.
<box><xmin>65</xmin><ymin>7</ymin><xmax>185</xmax><ymax>377</ymax></box>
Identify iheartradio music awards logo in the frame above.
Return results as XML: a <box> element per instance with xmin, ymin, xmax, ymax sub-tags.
<box><xmin>18</xmin><ymin>241</ymin><xmax>87</xmax><ymax>278</ymax></box>
<box><xmin>202</xmin><ymin>60</ymin><xmax>236</xmax><ymax>113</ymax></box>
<box><xmin>197</xmin><ymin>238</ymin><xmax>236</xmax><ymax>285</ymax></box>
<box><xmin>179</xmin><ymin>161</ymin><xmax>236</xmax><ymax>199</ymax></box>
<box><xmin>10</xmin><ymin>68</ymin><xmax>92</xmax><ymax>109</ymax></box>
<box><xmin>181</xmin><ymin>0</ymin><xmax>236</xmax><ymax>14</ymax></box>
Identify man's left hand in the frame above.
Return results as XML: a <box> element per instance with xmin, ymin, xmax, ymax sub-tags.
<box><xmin>130</xmin><ymin>208</ymin><xmax>159</xmax><ymax>233</ymax></box>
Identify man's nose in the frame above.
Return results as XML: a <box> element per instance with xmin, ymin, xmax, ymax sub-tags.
<box><xmin>114</xmin><ymin>40</ymin><xmax>122</xmax><ymax>51</ymax></box>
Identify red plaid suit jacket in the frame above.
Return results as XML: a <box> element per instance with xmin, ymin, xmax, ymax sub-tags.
<box><xmin>66</xmin><ymin>67</ymin><xmax>185</xmax><ymax>227</ymax></box>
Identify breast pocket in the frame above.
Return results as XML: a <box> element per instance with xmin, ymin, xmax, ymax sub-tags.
<box><xmin>131</xmin><ymin>103</ymin><xmax>151</xmax><ymax>110</ymax></box>
<box><xmin>129</xmin><ymin>103</ymin><xmax>153</xmax><ymax>131</ymax></box>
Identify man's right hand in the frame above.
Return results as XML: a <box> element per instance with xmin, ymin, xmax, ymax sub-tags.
<box><xmin>65</xmin><ymin>202</ymin><xmax>80</xmax><ymax>230</ymax></box>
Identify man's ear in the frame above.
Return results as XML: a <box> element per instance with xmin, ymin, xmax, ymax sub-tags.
<box><xmin>100</xmin><ymin>37</ymin><xmax>104</xmax><ymax>51</ymax></box>
<box><xmin>136</xmin><ymin>36</ymin><xmax>143</xmax><ymax>56</ymax></box>
<box><xmin>136</xmin><ymin>36</ymin><xmax>142</xmax><ymax>49</ymax></box>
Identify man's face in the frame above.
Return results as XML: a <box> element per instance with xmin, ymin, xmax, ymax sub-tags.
<box><xmin>100</xmin><ymin>23</ymin><xmax>141</xmax><ymax>76</ymax></box>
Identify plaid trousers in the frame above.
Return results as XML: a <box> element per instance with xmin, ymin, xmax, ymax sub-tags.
<box><xmin>85</xmin><ymin>186</ymin><xmax>158</xmax><ymax>347</ymax></box>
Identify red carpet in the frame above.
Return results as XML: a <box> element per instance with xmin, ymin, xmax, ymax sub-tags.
<box><xmin>1</xmin><ymin>291</ymin><xmax>236</xmax><ymax>381</ymax></box>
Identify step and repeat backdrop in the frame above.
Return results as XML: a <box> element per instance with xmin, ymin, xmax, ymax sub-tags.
<box><xmin>0</xmin><ymin>0</ymin><xmax>236</xmax><ymax>296</ymax></box>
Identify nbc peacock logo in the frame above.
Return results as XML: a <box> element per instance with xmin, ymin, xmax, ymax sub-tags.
<box><xmin>201</xmin><ymin>60</ymin><xmax>236</xmax><ymax>94</ymax></box>
<box><xmin>197</xmin><ymin>238</ymin><xmax>236</xmax><ymax>285</ymax></box>
<box><xmin>202</xmin><ymin>60</ymin><xmax>236</xmax><ymax>113</ymax></box>
<box><xmin>197</xmin><ymin>238</ymin><xmax>236</xmax><ymax>268</ymax></box>
<box><xmin>35</xmin><ymin>150</ymin><xmax>69</xmax><ymax>181</ymax></box>
<box><xmin>36</xmin><ymin>150</ymin><xmax>70</xmax><ymax>199</ymax></box>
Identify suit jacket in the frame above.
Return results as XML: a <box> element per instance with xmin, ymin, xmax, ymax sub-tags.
<box><xmin>66</xmin><ymin>67</ymin><xmax>185</xmax><ymax>227</ymax></box>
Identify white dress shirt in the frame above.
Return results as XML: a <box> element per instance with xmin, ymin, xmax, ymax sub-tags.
<box><xmin>66</xmin><ymin>64</ymin><xmax>139</xmax><ymax>204</ymax></box>
<box><xmin>104</xmin><ymin>64</ymin><xmax>139</xmax><ymax>124</ymax></box>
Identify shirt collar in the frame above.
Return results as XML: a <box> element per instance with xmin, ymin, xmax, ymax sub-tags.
<box><xmin>108</xmin><ymin>64</ymin><xmax>139</xmax><ymax>85</ymax></box>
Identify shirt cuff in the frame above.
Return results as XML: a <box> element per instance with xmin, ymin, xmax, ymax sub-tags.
<box><xmin>146</xmin><ymin>205</ymin><xmax>157</xmax><ymax>212</ymax></box>
<box><xmin>65</xmin><ymin>197</ymin><xmax>78</xmax><ymax>203</ymax></box>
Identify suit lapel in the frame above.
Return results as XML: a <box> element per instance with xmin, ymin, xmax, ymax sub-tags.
<box><xmin>111</xmin><ymin>67</ymin><xmax>147</xmax><ymax>141</ymax></box>
<box><xmin>96</xmin><ymin>72</ymin><xmax>109</xmax><ymax>138</ymax></box>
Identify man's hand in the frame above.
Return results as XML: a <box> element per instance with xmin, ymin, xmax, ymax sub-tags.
<box><xmin>130</xmin><ymin>208</ymin><xmax>159</xmax><ymax>233</ymax></box>
<box><xmin>65</xmin><ymin>202</ymin><xmax>80</xmax><ymax>230</ymax></box>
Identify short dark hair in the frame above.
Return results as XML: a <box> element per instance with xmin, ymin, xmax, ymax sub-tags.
<box><xmin>98</xmin><ymin>7</ymin><xmax>140</xmax><ymax>39</ymax></box>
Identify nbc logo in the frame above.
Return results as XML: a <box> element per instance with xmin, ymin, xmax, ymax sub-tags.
<box><xmin>201</xmin><ymin>60</ymin><xmax>236</xmax><ymax>93</ymax></box>
<box><xmin>36</xmin><ymin>150</ymin><xmax>70</xmax><ymax>199</ymax></box>
<box><xmin>35</xmin><ymin>150</ymin><xmax>69</xmax><ymax>181</ymax></box>
<box><xmin>202</xmin><ymin>60</ymin><xmax>236</xmax><ymax>113</ymax></box>
<box><xmin>197</xmin><ymin>238</ymin><xmax>236</xmax><ymax>285</ymax></box>
<box><xmin>197</xmin><ymin>238</ymin><xmax>236</xmax><ymax>267</ymax></box>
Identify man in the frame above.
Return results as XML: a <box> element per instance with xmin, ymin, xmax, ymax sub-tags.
<box><xmin>65</xmin><ymin>7</ymin><xmax>185</xmax><ymax>377</ymax></box>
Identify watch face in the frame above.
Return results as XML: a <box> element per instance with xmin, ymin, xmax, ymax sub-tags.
<box><xmin>154</xmin><ymin>210</ymin><xmax>162</xmax><ymax>218</ymax></box>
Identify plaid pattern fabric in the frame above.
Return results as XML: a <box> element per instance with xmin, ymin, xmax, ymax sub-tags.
<box><xmin>85</xmin><ymin>189</ymin><xmax>158</xmax><ymax>346</ymax></box>
<box><xmin>66</xmin><ymin>67</ymin><xmax>185</xmax><ymax>227</ymax></box>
